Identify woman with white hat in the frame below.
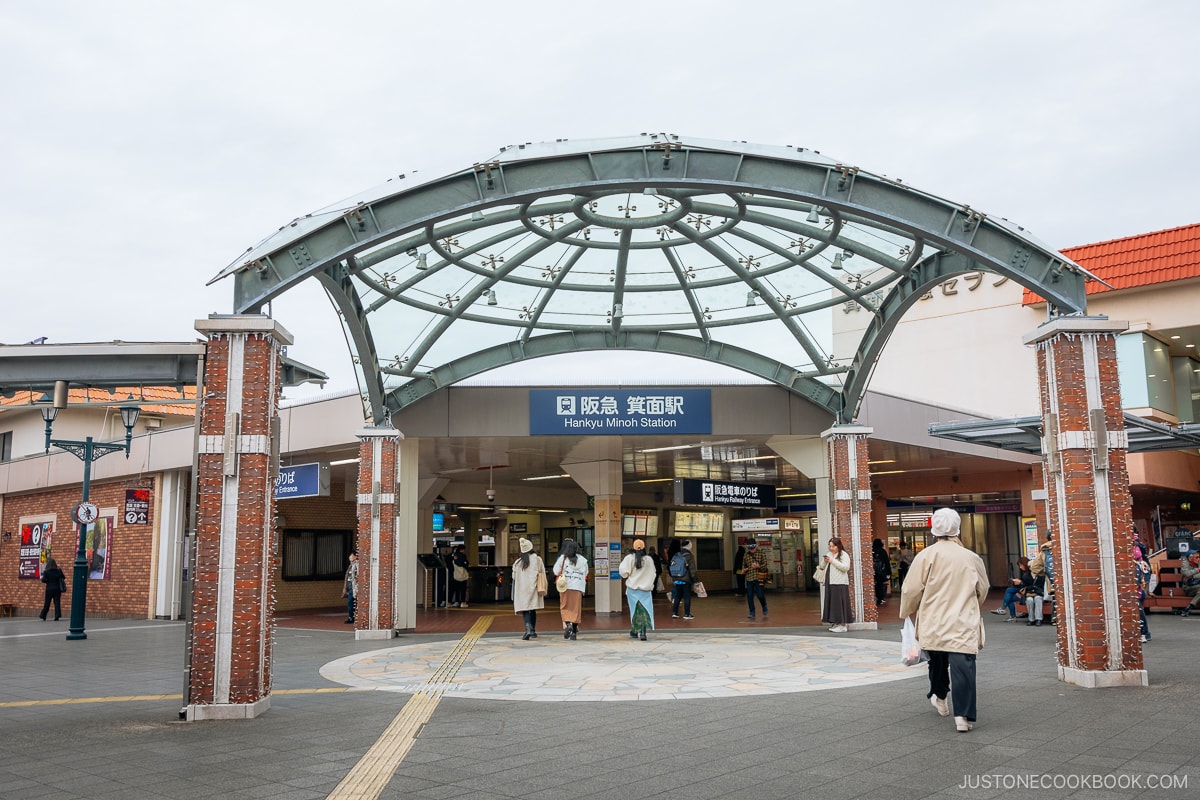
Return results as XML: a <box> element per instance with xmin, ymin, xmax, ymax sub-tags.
<box><xmin>511</xmin><ymin>537</ymin><xmax>545</xmax><ymax>640</ymax></box>
<box><xmin>619</xmin><ymin>539</ymin><xmax>656</xmax><ymax>640</ymax></box>
<box><xmin>899</xmin><ymin>507</ymin><xmax>990</xmax><ymax>733</ymax></box>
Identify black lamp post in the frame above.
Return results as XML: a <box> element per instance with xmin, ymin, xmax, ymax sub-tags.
<box><xmin>41</xmin><ymin>403</ymin><xmax>141</xmax><ymax>640</ymax></box>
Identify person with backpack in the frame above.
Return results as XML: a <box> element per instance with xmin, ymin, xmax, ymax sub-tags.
<box><xmin>668</xmin><ymin>539</ymin><xmax>697</xmax><ymax>620</ymax></box>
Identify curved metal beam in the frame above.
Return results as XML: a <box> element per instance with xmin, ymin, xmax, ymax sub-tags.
<box><xmin>382</xmin><ymin>331</ymin><xmax>841</xmax><ymax>417</ymax></box>
<box><xmin>839</xmin><ymin>251</ymin><xmax>992</xmax><ymax>422</ymax></box>
<box><xmin>220</xmin><ymin>139</ymin><xmax>1091</xmax><ymax>317</ymax></box>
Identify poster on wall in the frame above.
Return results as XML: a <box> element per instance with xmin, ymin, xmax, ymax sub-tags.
<box><xmin>18</xmin><ymin>519</ymin><xmax>55</xmax><ymax>579</ymax></box>
<box><xmin>76</xmin><ymin>515</ymin><xmax>115</xmax><ymax>580</ymax></box>
<box><xmin>1021</xmin><ymin>517</ymin><xmax>1040</xmax><ymax>560</ymax></box>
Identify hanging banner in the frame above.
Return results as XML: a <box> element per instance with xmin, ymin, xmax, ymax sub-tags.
<box><xmin>124</xmin><ymin>488</ymin><xmax>151</xmax><ymax>525</ymax></box>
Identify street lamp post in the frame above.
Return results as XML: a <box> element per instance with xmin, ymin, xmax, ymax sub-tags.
<box><xmin>41</xmin><ymin>404</ymin><xmax>141</xmax><ymax>640</ymax></box>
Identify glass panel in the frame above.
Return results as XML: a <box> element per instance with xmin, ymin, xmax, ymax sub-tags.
<box><xmin>1143</xmin><ymin>335</ymin><xmax>1174</xmax><ymax>414</ymax></box>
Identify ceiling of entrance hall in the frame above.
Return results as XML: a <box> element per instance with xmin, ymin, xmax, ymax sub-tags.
<box><xmin>215</xmin><ymin>135</ymin><xmax>1092</xmax><ymax>426</ymax></box>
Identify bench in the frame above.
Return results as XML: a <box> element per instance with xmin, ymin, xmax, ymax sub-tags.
<box><xmin>0</xmin><ymin>603</ymin><xmax>15</xmax><ymax>617</ymax></box>
<box><xmin>1015</xmin><ymin>595</ymin><xmax>1054</xmax><ymax>619</ymax></box>
<box><xmin>1145</xmin><ymin>559</ymin><xmax>1195</xmax><ymax>612</ymax></box>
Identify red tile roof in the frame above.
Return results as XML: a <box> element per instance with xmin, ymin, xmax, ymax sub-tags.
<box><xmin>1022</xmin><ymin>221</ymin><xmax>1200</xmax><ymax>305</ymax></box>
<box><xmin>0</xmin><ymin>386</ymin><xmax>196</xmax><ymax>417</ymax></box>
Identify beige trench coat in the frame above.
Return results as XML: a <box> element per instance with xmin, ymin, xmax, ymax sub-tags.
<box><xmin>898</xmin><ymin>537</ymin><xmax>989</xmax><ymax>654</ymax></box>
<box><xmin>511</xmin><ymin>554</ymin><xmax>546</xmax><ymax>613</ymax></box>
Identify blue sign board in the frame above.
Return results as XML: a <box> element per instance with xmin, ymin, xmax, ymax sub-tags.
<box><xmin>274</xmin><ymin>462</ymin><xmax>330</xmax><ymax>500</ymax></box>
<box><xmin>530</xmin><ymin>389</ymin><xmax>712</xmax><ymax>435</ymax></box>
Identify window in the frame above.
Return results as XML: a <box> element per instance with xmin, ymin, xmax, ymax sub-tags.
<box><xmin>0</xmin><ymin>431</ymin><xmax>10</xmax><ymax>462</ymax></box>
<box><xmin>281</xmin><ymin>529</ymin><xmax>353</xmax><ymax>581</ymax></box>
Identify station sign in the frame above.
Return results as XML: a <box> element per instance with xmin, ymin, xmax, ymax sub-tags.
<box><xmin>530</xmin><ymin>389</ymin><xmax>711</xmax><ymax>435</ymax></box>
<box><xmin>732</xmin><ymin>518</ymin><xmax>780</xmax><ymax>532</ymax></box>
<box><xmin>674</xmin><ymin>478</ymin><xmax>776</xmax><ymax>509</ymax></box>
<box><xmin>274</xmin><ymin>462</ymin><xmax>330</xmax><ymax>500</ymax></box>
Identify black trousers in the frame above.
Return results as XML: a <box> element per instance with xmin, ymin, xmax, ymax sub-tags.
<box><xmin>40</xmin><ymin>591</ymin><xmax>62</xmax><ymax>620</ymax></box>
<box><xmin>926</xmin><ymin>650</ymin><xmax>977</xmax><ymax>721</ymax></box>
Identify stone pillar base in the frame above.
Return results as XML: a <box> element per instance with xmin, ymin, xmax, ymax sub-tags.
<box><xmin>1058</xmin><ymin>665</ymin><xmax>1148</xmax><ymax>688</ymax></box>
<box><xmin>185</xmin><ymin>697</ymin><xmax>271</xmax><ymax>721</ymax></box>
<box><xmin>355</xmin><ymin>628</ymin><xmax>398</xmax><ymax>641</ymax></box>
<box><xmin>846</xmin><ymin>621</ymin><xmax>878</xmax><ymax>632</ymax></box>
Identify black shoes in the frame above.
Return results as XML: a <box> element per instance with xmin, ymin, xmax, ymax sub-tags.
<box><xmin>639</xmin><ymin>631</ymin><xmax>647</xmax><ymax>641</ymax></box>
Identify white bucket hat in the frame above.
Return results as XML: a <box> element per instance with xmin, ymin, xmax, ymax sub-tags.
<box><xmin>930</xmin><ymin>507</ymin><xmax>961</xmax><ymax>538</ymax></box>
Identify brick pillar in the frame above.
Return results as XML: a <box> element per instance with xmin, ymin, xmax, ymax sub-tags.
<box><xmin>355</xmin><ymin>426</ymin><xmax>399</xmax><ymax>639</ymax></box>
<box><xmin>186</xmin><ymin>315</ymin><xmax>291</xmax><ymax>721</ymax></box>
<box><xmin>823</xmin><ymin>424</ymin><xmax>876</xmax><ymax>630</ymax></box>
<box><xmin>1025</xmin><ymin>317</ymin><xmax>1145</xmax><ymax>688</ymax></box>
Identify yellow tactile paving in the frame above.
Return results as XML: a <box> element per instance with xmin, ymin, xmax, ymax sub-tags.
<box><xmin>324</xmin><ymin>614</ymin><xmax>496</xmax><ymax>800</ymax></box>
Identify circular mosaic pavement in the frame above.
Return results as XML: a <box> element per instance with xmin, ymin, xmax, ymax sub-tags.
<box><xmin>320</xmin><ymin>633</ymin><xmax>922</xmax><ymax>702</ymax></box>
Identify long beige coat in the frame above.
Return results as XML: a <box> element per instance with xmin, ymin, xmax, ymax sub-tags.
<box><xmin>898</xmin><ymin>537</ymin><xmax>989</xmax><ymax>654</ymax></box>
<box><xmin>511</xmin><ymin>554</ymin><xmax>546</xmax><ymax>613</ymax></box>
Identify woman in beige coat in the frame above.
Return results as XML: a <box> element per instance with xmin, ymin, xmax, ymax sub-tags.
<box><xmin>511</xmin><ymin>537</ymin><xmax>545</xmax><ymax>640</ymax></box>
<box><xmin>899</xmin><ymin>508</ymin><xmax>989</xmax><ymax>733</ymax></box>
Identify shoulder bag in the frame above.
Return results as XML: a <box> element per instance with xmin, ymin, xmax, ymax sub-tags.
<box><xmin>535</xmin><ymin>568</ymin><xmax>548</xmax><ymax>596</ymax></box>
<box><xmin>453</xmin><ymin>564</ymin><xmax>469</xmax><ymax>582</ymax></box>
<box><xmin>555</xmin><ymin>574</ymin><xmax>569</xmax><ymax>593</ymax></box>
<box><xmin>812</xmin><ymin>561</ymin><xmax>827</xmax><ymax>583</ymax></box>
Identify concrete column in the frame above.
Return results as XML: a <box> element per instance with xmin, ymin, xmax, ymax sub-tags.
<box><xmin>395</xmin><ymin>438</ymin><xmax>419</xmax><ymax>632</ymax></box>
<box><xmin>565</xmin><ymin>441</ymin><xmax>623</xmax><ymax>615</ymax></box>
<box><xmin>823</xmin><ymin>424</ymin><xmax>877</xmax><ymax>630</ymax></box>
<box><xmin>354</xmin><ymin>425</ymin><xmax>400</xmax><ymax>639</ymax></box>
<box><xmin>1025</xmin><ymin>317</ymin><xmax>1145</xmax><ymax>687</ymax></box>
<box><xmin>186</xmin><ymin>315</ymin><xmax>291</xmax><ymax>721</ymax></box>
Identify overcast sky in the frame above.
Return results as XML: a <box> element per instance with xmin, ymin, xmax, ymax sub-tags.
<box><xmin>3</xmin><ymin>1</ymin><xmax>1197</xmax><ymax>397</ymax></box>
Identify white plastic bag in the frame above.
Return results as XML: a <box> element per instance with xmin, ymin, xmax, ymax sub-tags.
<box><xmin>900</xmin><ymin>617</ymin><xmax>928</xmax><ymax>666</ymax></box>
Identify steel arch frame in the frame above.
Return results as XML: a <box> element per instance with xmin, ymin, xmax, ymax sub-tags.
<box><xmin>213</xmin><ymin>135</ymin><xmax>1094</xmax><ymax>424</ymax></box>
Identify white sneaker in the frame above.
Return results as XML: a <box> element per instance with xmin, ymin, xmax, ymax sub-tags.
<box><xmin>830</xmin><ymin>624</ymin><xmax>847</xmax><ymax>633</ymax></box>
<box><xmin>954</xmin><ymin>716</ymin><xmax>973</xmax><ymax>732</ymax></box>
<box><xmin>460</xmin><ymin>603</ymin><xmax>468</xmax><ymax>608</ymax></box>
<box><xmin>930</xmin><ymin>695</ymin><xmax>949</xmax><ymax>716</ymax></box>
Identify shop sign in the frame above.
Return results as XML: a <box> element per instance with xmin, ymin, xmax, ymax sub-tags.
<box><xmin>530</xmin><ymin>389</ymin><xmax>711</xmax><ymax>435</ymax></box>
<box><xmin>674</xmin><ymin>478</ymin><xmax>776</xmax><ymax>509</ymax></box>
<box><xmin>509</xmin><ymin>522</ymin><xmax>528</xmax><ymax>534</ymax></box>
<box><xmin>975</xmin><ymin>502</ymin><xmax>1021</xmax><ymax>514</ymax></box>
<box><xmin>275</xmin><ymin>462</ymin><xmax>330</xmax><ymax>499</ymax></box>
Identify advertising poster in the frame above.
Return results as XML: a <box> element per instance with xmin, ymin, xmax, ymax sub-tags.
<box><xmin>77</xmin><ymin>515</ymin><xmax>115</xmax><ymax>580</ymax></box>
<box><xmin>1022</xmin><ymin>517</ymin><xmax>1040</xmax><ymax>560</ymax></box>
<box><xmin>18</xmin><ymin>519</ymin><xmax>55</xmax><ymax>579</ymax></box>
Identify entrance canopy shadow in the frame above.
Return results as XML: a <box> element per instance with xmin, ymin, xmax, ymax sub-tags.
<box><xmin>210</xmin><ymin>134</ymin><xmax>1098</xmax><ymax>424</ymax></box>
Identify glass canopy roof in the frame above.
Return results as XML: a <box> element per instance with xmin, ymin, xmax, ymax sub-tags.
<box><xmin>213</xmin><ymin>135</ymin><xmax>1095</xmax><ymax>424</ymax></box>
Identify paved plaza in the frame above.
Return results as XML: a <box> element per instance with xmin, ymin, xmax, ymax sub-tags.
<box><xmin>1</xmin><ymin>595</ymin><xmax>1197</xmax><ymax>799</ymax></box>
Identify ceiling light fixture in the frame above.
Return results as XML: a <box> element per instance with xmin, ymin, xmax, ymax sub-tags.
<box><xmin>522</xmin><ymin>473</ymin><xmax>572</xmax><ymax>481</ymax></box>
<box><xmin>329</xmin><ymin>457</ymin><xmax>360</xmax><ymax>466</ymax></box>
